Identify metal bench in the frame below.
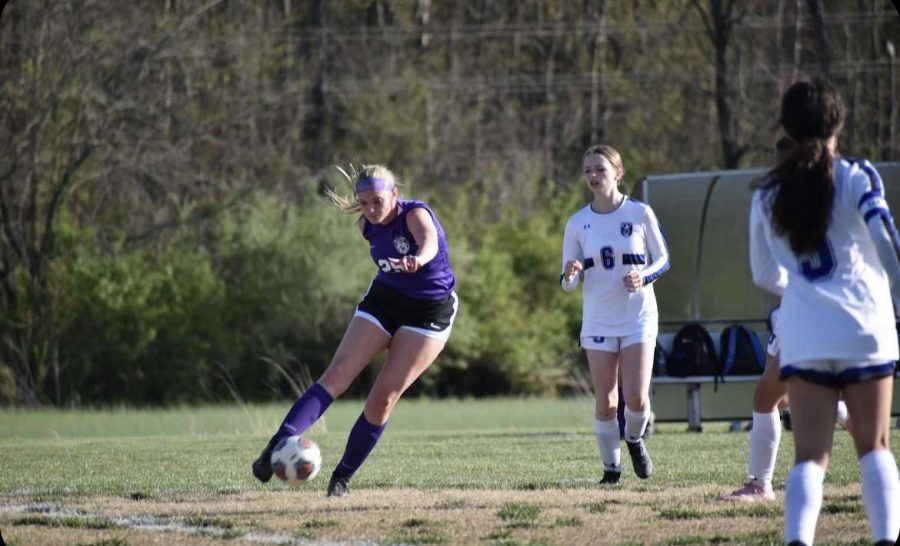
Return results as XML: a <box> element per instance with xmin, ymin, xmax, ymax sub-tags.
<box><xmin>651</xmin><ymin>374</ymin><xmax>760</xmax><ymax>432</ymax></box>
<box><xmin>651</xmin><ymin>327</ymin><xmax>765</xmax><ymax>432</ymax></box>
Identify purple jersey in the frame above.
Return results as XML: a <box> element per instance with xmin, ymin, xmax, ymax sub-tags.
<box><xmin>363</xmin><ymin>199</ymin><xmax>456</xmax><ymax>300</ymax></box>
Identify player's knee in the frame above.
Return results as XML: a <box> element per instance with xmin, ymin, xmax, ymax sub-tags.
<box><xmin>752</xmin><ymin>390</ymin><xmax>781</xmax><ymax>412</ymax></box>
<box><xmin>854</xmin><ymin>432</ymin><xmax>890</xmax><ymax>457</ymax></box>
<box><xmin>793</xmin><ymin>453</ymin><xmax>829</xmax><ymax>470</ymax></box>
<box><xmin>318</xmin><ymin>360</ymin><xmax>355</xmax><ymax>397</ymax></box>
<box><xmin>596</xmin><ymin>405</ymin><xmax>617</xmax><ymax>421</ymax></box>
<box><xmin>752</xmin><ymin>373</ymin><xmax>784</xmax><ymax>411</ymax></box>
<box><xmin>365</xmin><ymin>391</ymin><xmax>401</xmax><ymax>422</ymax></box>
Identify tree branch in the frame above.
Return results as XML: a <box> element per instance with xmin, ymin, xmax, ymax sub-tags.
<box><xmin>0</xmin><ymin>179</ymin><xmax>25</xmax><ymax>267</ymax></box>
<box><xmin>689</xmin><ymin>0</ymin><xmax>715</xmax><ymax>43</ymax></box>
<box><xmin>39</xmin><ymin>144</ymin><xmax>93</xmax><ymax>258</ymax></box>
<box><xmin>123</xmin><ymin>186</ymin><xmax>253</xmax><ymax>246</ymax></box>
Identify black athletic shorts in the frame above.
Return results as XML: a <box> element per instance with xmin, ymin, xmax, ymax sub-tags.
<box><xmin>355</xmin><ymin>280</ymin><xmax>458</xmax><ymax>338</ymax></box>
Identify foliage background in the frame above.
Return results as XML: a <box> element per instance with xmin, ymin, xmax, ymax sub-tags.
<box><xmin>0</xmin><ymin>1</ymin><xmax>897</xmax><ymax>405</ymax></box>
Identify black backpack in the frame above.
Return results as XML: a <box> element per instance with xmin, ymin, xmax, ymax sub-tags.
<box><xmin>652</xmin><ymin>340</ymin><xmax>669</xmax><ymax>377</ymax></box>
<box><xmin>719</xmin><ymin>324</ymin><xmax>766</xmax><ymax>375</ymax></box>
<box><xmin>667</xmin><ymin>323</ymin><xmax>719</xmax><ymax>377</ymax></box>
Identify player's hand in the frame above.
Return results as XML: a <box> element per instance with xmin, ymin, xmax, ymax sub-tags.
<box><xmin>564</xmin><ymin>260</ymin><xmax>584</xmax><ymax>282</ymax></box>
<box><xmin>389</xmin><ymin>255</ymin><xmax>421</xmax><ymax>273</ymax></box>
<box><xmin>623</xmin><ymin>270</ymin><xmax>643</xmax><ymax>292</ymax></box>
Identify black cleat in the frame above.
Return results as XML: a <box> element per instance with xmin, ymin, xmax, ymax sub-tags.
<box><xmin>251</xmin><ymin>439</ymin><xmax>277</xmax><ymax>483</ymax></box>
<box><xmin>625</xmin><ymin>439</ymin><xmax>653</xmax><ymax>479</ymax></box>
<box><xmin>327</xmin><ymin>474</ymin><xmax>350</xmax><ymax>497</ymax></box>
<box><xmin>599</xmin><ymin>469</ymin><xmax>621</xmax><ymax>485</ymax></box>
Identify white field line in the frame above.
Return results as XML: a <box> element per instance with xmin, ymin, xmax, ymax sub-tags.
<box><xmin>0</xmin><ymin>501</ymin><xmax>379</xmax><ymax>546</ymax></box>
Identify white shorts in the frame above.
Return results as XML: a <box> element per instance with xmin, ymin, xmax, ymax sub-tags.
<box><xmin>581</xmin><ymin>325</ymin><xmax>658</xmax><ymax>352</ymax></box>
<box><xmin>780</xmin><ymin>359</ymin><xmax>896</xmax><ymax>388</ymax></box>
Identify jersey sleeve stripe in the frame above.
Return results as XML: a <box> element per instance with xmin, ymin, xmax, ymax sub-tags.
<box><xmin>858</xmin><ymin>189</ymin><xmax>884</xmax><ymax>209</ymax></box>
<box><xmin>864</xmin><ymin>207</ymin><xmax>890</xmax><ymax>223</ymax></box>
<box><xmin>859</xmin><ymin>160</ymin><xmax>885</xmax><ymax>192</ymax></box>
<box><xmin>643</xmin><ymin>260</ymin><xmax>670</xmax><ymax>285</ymax></box>
<box><xmin>857</xmin><ymin>161</ymin><xmax>899</xmax><ymax>260</ymax></box>
<box><xmin>642</xmin><ymin>212</ymin><xmax>671</xmax><ymax>286</ymax></box>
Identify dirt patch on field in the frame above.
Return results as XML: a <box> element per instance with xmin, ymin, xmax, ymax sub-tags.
<box><xmin>0</xmin><ymin>484</ymin><xmax>873</xmax><ymax>545</ymax></box>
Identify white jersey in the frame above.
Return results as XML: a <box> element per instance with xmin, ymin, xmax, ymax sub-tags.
<box><xmin>561</xmin><ymin>197</ymin><xmax>670</xmax><ymax>337</ymax></box>
<box><xmin>749</xmin><ymin>158</ymin><xmax>900</xmax><ymax>365</ymax></box>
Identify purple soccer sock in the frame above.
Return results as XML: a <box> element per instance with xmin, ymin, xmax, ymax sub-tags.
<box><xmin>332</xmin><ymin>412</ymin><xmax>387</xmax><ymax>480</ymax></box>
<box><xmin>272</xmin><ymin>382</ymin><xmax>334</xmax><ymax>444</ymax></box>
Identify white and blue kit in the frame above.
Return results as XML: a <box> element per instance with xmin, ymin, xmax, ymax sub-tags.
<box><xmin>561</xmin><ymin>197</ymin><xmax>670</xmax><ymax>349</ymax></box>
<box><xmin>750</xmin><ymin>158</ymin><xmax>900</xmax><ymax>385</ymax></box>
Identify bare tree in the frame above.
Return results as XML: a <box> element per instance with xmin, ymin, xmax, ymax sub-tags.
<box><xmin>300</xmin><ymin>0</ymin><xmax>329</xmax><ymax>170</ymax></box>
<box><xmin>0</xmin><ymin>2</ymin><xmax>103</xmax><ymax>403</ymax></box>
<box><xmin>588</xmin><ymin>0</ymin><xmax>610</xmax><ymax>145</ymax></box>
<box><xmin>888</xmin><ymin>40</ymin><xmax>897</xmax><ymax>159</ymax></box>
<box><xmin>0</xmin><ymin>0</ymin><xmax>255</xmax><ymax>404</ymax></box>
<box><xmin>805</xmin><ymin>0</ymin><xmax>831</xmax><ymax>78</ymax></box>
<box><xmin>691</xmin><ymin>0</ymin><xmax>749</xmax><ymax>168</ymax></box>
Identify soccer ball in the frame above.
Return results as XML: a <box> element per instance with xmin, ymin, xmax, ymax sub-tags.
<box><xmin>270</xmin><ymin>435</ymin><xmax>322</xmax><ymax>485</ymax></box>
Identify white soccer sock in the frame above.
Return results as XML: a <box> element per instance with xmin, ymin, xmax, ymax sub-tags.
<box><xmin>594</xmin><ymin>417</ymin><xmax>621</xmax><ymax>471</ymax></box>
<box><xmin>623</xmin><ymin>407</ymin><xmax>650</xmax><ymax>443</ymax></box>
<box><xmin>784</xmin><ymin>461</ymin><xmax>825</xmax><ymax>545</ymax></box>
<box><xmin>859</xmin><ymin>449</ymin><xmax>900</xmax><ymax>542</ymax></box>
<box><xmin>835</xmin><ymin>400</ymin><xmax>849</xmax><ymax>427</ymax></box>
<box><xmin>748</xmin><ymin>411</ymin><xmax>781</xmax><ymax>485</ymax></box>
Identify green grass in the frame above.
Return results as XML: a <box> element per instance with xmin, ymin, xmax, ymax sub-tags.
<box><xmin>434</xmin><ymin>498</ymin><xmax>467</xmax><ymax>509</ymax></box>
<box><xmin>301</xmin><ymin>518</ymin><xmax>339</xmax><ymax>529</ymax></box>
<box><xmin>391</xmin><ymin>517</ymin><xmax>448</xmax><ymax>544</ymax></box>
<box><xmin>12</xmin><ymin>515</ymin><xmax>120</xmax><ymax>529</ymax></box>
<box><xmin>74</xmin><ymin>539</ymin><xmax>129</xmax><ymax>546</ymax></box>
<box><xmin>657</xmin><ymin>506</ymin><xmax>704</xmax><ymax>520</ymax></box>
<box><xmin>497</xmin><ymin>502</ymin><xmax>540</xmax><ymax>523</ymax></box>
<box><xmin>583</xmin><ymin>501</ymin><xmax>611</xmax><ymax>513</ymax></box>
<box><xmin>0</xmin><ymin>398</ymin><xmax>886</xmax><ymax>497</ymax></box>
<box><xmin>0</xmin><ymin>398</ymin><xmax>597</xmax><ymax>439</ymax></box>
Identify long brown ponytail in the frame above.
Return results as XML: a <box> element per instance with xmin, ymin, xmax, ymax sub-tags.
<box><xmin>770</xmin><ymin>80</ymin><xmax>845</xmax><ymax>255</ymax></box>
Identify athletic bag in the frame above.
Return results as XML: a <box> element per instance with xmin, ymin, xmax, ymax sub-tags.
<box><xmin>652</xmin><ymin>340</ymin><xmax>669</xmax><ymax>377</ymax></box>
<box><xmin>666</xmin><ymin>322</ymin><xmax>719</xmax><ymax>377</ymax></box>
<box><xmin>718</xmin><ymin>324</ymin><xmax>766</xmax><ymax>375</ymax></box>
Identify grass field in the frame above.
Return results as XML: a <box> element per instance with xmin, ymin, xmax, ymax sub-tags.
<box><xmin>0</xmin><ymin>398</ymin><xmax>895</xmax><ymax>545</ymax></box>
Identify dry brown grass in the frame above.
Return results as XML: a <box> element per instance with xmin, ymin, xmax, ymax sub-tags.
<box><xmin>0</xmin><ymin>483</ymin><xmax>874</xmax><ymax>546</ymax></box>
